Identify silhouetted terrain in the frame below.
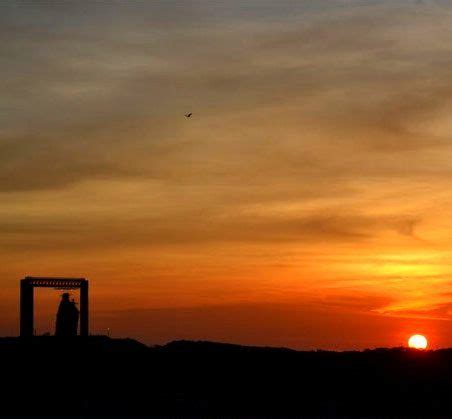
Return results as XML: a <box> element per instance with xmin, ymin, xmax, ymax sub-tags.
<box><xmin>1</xmin><ymin>336</ymin><xmax>451</xmax><ymax>416</ymax></box>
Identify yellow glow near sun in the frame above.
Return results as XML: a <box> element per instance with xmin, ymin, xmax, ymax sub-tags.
<box><xmin>408</xmin><ymin>334</ymin><xmax>428</xmax><ymax>349</ymax></box>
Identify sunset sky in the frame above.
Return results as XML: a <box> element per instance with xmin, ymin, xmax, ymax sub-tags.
<box><xmin>2</xmin><ymin>0</ymin><xmax>452</xmax><ymax>349</ymax></box>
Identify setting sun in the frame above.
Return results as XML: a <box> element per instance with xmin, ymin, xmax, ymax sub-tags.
<box><xmin>408</xmin><ymin>334</ymin><xmax>428</xmax><ymax>349</ymax></box>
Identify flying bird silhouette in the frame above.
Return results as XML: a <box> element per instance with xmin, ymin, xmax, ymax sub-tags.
<box><xmin>185</xmin><ymin>113</ymin><xmax>192</xmax><ymax>118</ymax></box>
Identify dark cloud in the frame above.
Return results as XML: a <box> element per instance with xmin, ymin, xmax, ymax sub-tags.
<box><xmin>90</xmin><ymin>297</ymin><xmax>401</xmax><ymax>350</ymax></box>
<box><xmin>0</xmin><ymin>211</ymin><xmax>421</xmax><ymax>253</ymax></box>
<box><xmin>385</xmin><ymin>302</ymin><xmax>452</xmax><ymax>321</ymax></box>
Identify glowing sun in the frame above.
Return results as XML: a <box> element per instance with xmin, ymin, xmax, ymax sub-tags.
<box><xmin>408</xmin><ymin>334</ymin><xmax>428</xmax><ymax>349</ymax></box>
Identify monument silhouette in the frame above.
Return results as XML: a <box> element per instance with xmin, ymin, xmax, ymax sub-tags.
<box><xmin>20</xmin><ymin>276</ymin><xmax>89</xmax><ymax>337</ymax></box>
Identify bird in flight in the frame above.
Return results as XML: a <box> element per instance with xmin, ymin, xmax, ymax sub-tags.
<box><xmin>185</xmin><ymin>113</ymin><xmax>192</xmax><ymax>118</ymax></box>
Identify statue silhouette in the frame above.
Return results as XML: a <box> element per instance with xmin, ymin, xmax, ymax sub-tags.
<box><xmin>55</xmin><ymin>293</ymin><xmax>79</xmax><ymax>336</ymax></box>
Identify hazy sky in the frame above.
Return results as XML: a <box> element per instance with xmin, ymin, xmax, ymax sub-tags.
<box><xmin>2</xmin><ymin>0</ymin><xmax>452</xmax><ymax>349</ymax></box>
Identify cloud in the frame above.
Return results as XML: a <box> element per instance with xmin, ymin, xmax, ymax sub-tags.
<box><xmin>2</xmin><ymin>1</ymin><xmax>452</xmax><ymax>197</ymax></box>
<box><xmin>382</xmin><ymin>302</ymin><xmax>452</xmax><ymax>321</ymax></box>
<box><xmin>0</xmin><ymin>209</ymin><xmax>421</xmax><ymax>253</ymax></box>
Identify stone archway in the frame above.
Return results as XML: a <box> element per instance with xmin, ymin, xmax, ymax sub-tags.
<box><xmin>20</xmin><ymin>276</ymin><xmax>89</xmax><ymax>337</ymax></box>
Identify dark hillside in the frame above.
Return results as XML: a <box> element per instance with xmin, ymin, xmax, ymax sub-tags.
<box><xmin>1</xmin><ymin>337</ymin><xmax>451</xmax><ymax>416</ymax></box>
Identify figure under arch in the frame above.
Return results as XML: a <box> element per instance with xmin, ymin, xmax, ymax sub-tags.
<box><xmin>55</xmin><ymin>293</ymin><xmax>79</xmax><ymax>336</ymax></box>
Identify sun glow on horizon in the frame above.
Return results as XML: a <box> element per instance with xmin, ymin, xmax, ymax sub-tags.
<box><xmin>408</xmin><ymin>334</ymin><xmax>428</xmax><ymax>349</ymax></box>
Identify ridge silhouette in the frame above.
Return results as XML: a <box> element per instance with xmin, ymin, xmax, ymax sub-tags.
<box><xmin>2</xmin><ymin>336</ymin><xmax>452</xmax><ymax>416</ymax></box>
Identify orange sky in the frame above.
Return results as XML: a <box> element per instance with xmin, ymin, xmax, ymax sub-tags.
<box><xmin>2</xmin><ymin>1</ymin><xmax>452</xmax><ymax>349</ymax></box>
